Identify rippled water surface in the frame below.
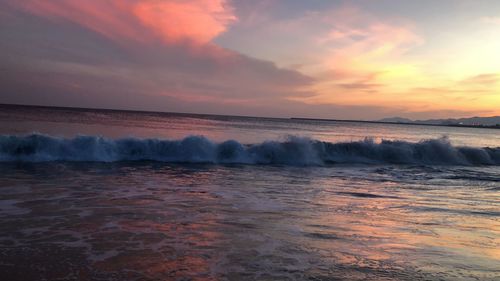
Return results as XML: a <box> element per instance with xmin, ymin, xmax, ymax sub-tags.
<box><xmin>0</xmin><ymin>105</ymin><xmax>499</xmax><ymax>280</ymax></box>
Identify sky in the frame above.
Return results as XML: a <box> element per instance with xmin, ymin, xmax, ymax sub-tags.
<box><xmin>0</xmin><ymin>0</ymin><xmax>499</xmax><ymax>120</ymax></box>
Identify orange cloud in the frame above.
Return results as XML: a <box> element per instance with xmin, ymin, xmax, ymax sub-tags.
<box><xmin>316</xmin><ymin>7</ymin><xmax>423</xmax><ymax>74</ymax></box>
<box><xmin>299</xmin><ymin>6</ymin><xmax>500</xmax><ymax>117</ymax></box>
<box><xmin>461</xmin><ymin>73</ymin><xmax>500</xmax><ymax>85</ymax></box>
<box><xmin>298</xmin><ymin>9</ymin><xmax>424</xmax><ymax>107</ymax></box>
<box><xmin>242</xmin><ymin>5</ymin><xmax>425</xmax><ymax>110</ymax></box>
<box><xmin>9</xmin><ymin>0</ymin><xmax>235</xmax><ymax>45</ymax></box>
<box><xmin>134</xmin><ymin>0</ymin><xmax>235</xmax><ymax>44</ymax></box>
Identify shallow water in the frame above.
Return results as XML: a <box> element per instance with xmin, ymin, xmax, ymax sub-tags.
<box><xmin>0</xmin><ymin>105</ymin><xmax>499</xmax><ymax>280</ymax></box>
<box><xmin>1</xmin><ymin>104</ymin><xmax>499</xmax><ymax>147</ymax></box>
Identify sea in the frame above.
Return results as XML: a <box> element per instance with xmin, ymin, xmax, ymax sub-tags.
<box><xmin>0</xmin><ymin>104</ymin><xmax>499</xmax><ymax>281</ymax></box>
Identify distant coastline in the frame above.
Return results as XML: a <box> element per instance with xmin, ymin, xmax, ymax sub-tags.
<box><xmin>291</xmin><ymin>117</ymin><xmax>500</xmax><ymax>130</ymax></box>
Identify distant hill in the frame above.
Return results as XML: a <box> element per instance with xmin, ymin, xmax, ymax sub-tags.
<box><xmin>378</xmin><ymin>116</ymin><xmax>500</xmax><ymax>127</ymax></box>
<box><xmin>416</xmin><ymin>116</ymin><xmax>500</xmax><ymax>126</ymax></box>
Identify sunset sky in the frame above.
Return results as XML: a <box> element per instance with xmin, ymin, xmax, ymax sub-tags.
<box><xmin>1</xmin><ymin>0</ymin><xmax>499</xmax><ymax>119</ymax></box>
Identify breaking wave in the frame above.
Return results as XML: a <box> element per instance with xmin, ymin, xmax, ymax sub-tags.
<box><xmin>0</xmin><ymin>134</ymin><xmax>499</xmax><ymax>166</ymax></box>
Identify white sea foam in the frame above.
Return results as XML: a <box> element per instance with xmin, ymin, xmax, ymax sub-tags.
<box><xmin>0</xmin><ymin>134</ymin><xmax>498</xmax><ymax>165</ymax></box>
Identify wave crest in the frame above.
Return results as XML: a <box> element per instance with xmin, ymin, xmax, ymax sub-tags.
<box><xmin>0</xmin><ymin>134</ymin><xmax>499</xmax><ymax>165</ymax></box>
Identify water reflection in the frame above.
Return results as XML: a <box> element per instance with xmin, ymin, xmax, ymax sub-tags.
<box><xmin>0</xmin><ymin>163</ymin><xmax>498</xmax><ymax>280</ymax></box>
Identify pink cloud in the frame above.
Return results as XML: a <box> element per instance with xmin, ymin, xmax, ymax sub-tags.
<box><xmin>314</xmin><ymin>6</ymin><xmax>423</xmax><ymax>61</ymax></box>
<box><xmin>134</xmin><ymin>0</ymin><xmax>236</xmax><ymax>44</ymax></box>
<box><xmin>8</xmin><ymin>0</ymin><xmax>235</xmax><ymax>45</ymax></box>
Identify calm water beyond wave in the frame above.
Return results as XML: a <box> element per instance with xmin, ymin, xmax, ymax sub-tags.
<box><xmin>0</xmin><ymin>105</ymin><xmax>499</xmax><ymax>280</ymax></box>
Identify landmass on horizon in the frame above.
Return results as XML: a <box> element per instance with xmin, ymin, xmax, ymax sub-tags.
<box><xmin>378</xmin><ymin>116</ymin><xmax>500</xmax><ymax>127</ymax></box>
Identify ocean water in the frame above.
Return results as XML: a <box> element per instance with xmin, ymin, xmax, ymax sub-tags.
<box><xmin>0</xmin><ymin>105</ymin><xmax>499</xmax><ymax>280</ymax></box>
